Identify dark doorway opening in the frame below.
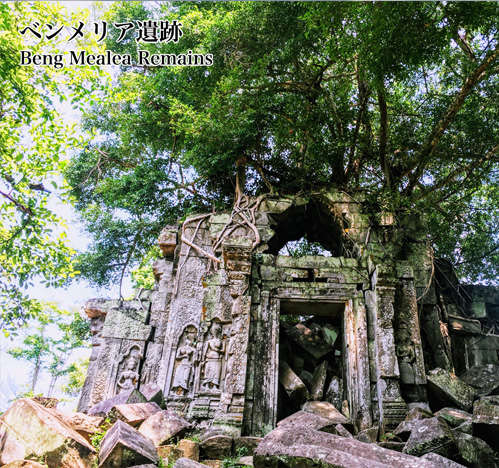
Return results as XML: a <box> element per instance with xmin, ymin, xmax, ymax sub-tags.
<box><xmin>277</xmin><ymin>300</ymin><xmax>346</xmax><ymax>422</ymax></box>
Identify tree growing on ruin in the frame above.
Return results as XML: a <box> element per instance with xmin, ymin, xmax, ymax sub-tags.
<box><xmin>66</xmin><ymin>2</ymin><xmax>499</xmax><ymax>287</ymax></box>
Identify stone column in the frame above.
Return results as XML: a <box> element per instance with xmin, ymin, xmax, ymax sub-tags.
<box><xmin>372</xmin><ymin>265</ymin><xmax>407</xmax><ymax>429</ymax></box>
<box><xmin>214</xmin><ymin>242</ymin><xmax>252</xmax><ymax>435</ymax></box>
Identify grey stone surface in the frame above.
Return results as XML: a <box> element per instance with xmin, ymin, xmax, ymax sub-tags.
<box><xmin>199</xmin><ymin>435</ymin><xmax>233</xmax><ymax>459</ymax></box>
<box><xmin>434</xmin><ymin>408</ymin><xmax>471</xmax><ymax>428</ymax></box>
<box><xmin>233</xmin><ymin>436</ymin><xmax>262</xmax><ymax>455</ymax></box>
<box><xmin>460</xmin><ymin>363</ymin><xmax>499</xmax><ymax>396</ymax></box>
<box><xmin>472</xmin><ymin>395</ymin><xmax>499</xmax><ymax>451</ymax></box>
<box><xmin>139</xmin><ymin>383</ymin><xmax>165</xmax><ymax>409</ymax></box>
<box><xmin>138</xmin><ymin>410</ymin><xmax>192</xmax><ymax>446</ymax></box>
<box><xmin>277</xmin><ymin>410</ymin><xmax>342</xmax><ymax>433</ymax></box>
<box><xmin>278</xmin><ymin>361</ymin><xmax>309</xmax><ymax>406</ymax></box>
<box><xmin>301</xmin><ymin>401</ymin><xmax>349</xmax><ymax>424</ymax></box>
<box><xmin>421</xmin><ymin>453</ymin><xmax>467</xmax><ymax>468</ymax></box>
<box><xmin>99</xmin><ymin>420</ymin><xmax>159</xmax><ymax>468</ymax></box>
<box><xmin>88</xmin><ymin>389</ymin><xmax>147</xmax><ymax>417</ymax></box>
<box><xmin>453</xmin><ymin>431</ymin><xmax>497</xmax><ymax>468</ymax></box>
<box><xmin>0</xmin><ymin>398</ymin><xmax>95</xmax><ymax>468</ymax></box>
<box><xmin>108</xmin><ymin>402</ymin><xmax>161</xmax><ymax>426</ymax></box>
<box><xmin>403</xmin><ymin>417</ymin><xmax>458</xmax><ymax>459</ymax></box>
<box><xmin>426</xmin><ymin>368</ymin><xmax>475</xmax><ymax>412</ymax></box>
<box><xmin>174</xmin><ymin>458</ymin><xmax>211</xmax><ymax>468</ymax></box>
<box><xmin>254</xmin><ymin>425</ymin><xmax>451</xmax><ymax>468</ymax></box>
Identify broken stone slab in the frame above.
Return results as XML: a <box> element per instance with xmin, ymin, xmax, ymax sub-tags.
<box><xmin>434</xmin><ymin>408</ymin><xmax>472</xmax><ymax>428</ymax></box>
<box><xmin>310</xmin><ymin>361</ymin><xmax>328</xmax><ymax>400</ymax></box>
<box><xmin>378</xmin><ymin>441</ymin><xmax>405</xmax><ymax>452</ymax></box>
<box><xmin>279</xmin><ymin>360</ymin><xmax>309</xmax><ymax>406</ymax></box>
<box><xmin>320</xmin><ymin>323</ymin><xmax>339</xmax><ymax>348</ymax></box>
<box><xmin>452</xmin><ymin>431</ymin><xmax>497</xmax><ymax>468</ymax></box>
<box><xmin>393</xmin><ymin>407</ymin><xmax>434</xmax><ymax>441</ymax></box>
<box><xmin>471</xmin><ymin>395</ymin><xmax>499</xmax><ymax>451</ymax></box>
<box><xmin>0</xmin><ymin>398</ymin><xmax>96</xmax><ymax>467</ymax></box>
<box><xmin>452</xmin><ymin>421</ymin><xmax>473</xmax><ymax>435</ymax></box>
<box><xmin>233</xmin><ymin>436</ymin><xmax>263</xmax><ymax>455</ymax></box>
<box><xmin>174</xmin><ymin>458</ymin><xmax>211</xmax><ymax>468</ymax></box>
<box><xmin>30</xmin><ymin>396</ymin><xmax>58</xmax><ymax>409</ymax></box>
<box><xmin>138</xmin><ymin>410</ymin><xmax>192</xmax><ymax>446</ymax></box>
<box><xmin>277</xmin><ymin>411</ymin><xmax>341</xmax><ymax>434</ymax></box>
<box><xmin>421</xmin><ymin>453</ymin><xmax>467</xmax><ymax>468</ymax></box>
<box><xmin>403</xmin><ymin>417</ymin><xmax>458</xmax><ymax>459</ymax></box>
<box><xmin>426</xmin><ymin>368</ymin><xmax>475</xmax><ymax>412</ymax></box>
<box><xmin>52</xmin><ymin>409</ymin><xmax>104</xmax><ymax>443</ymax></box>
<box><xmin>1</xmin><ymin>461</ymin><xmax>48</xmax><ymax>468</ymax></box>
<box><xmin>448</xmin><ymin>315</ymin><xmax>481</xmax><ymax>335</ymax></box>
<box><xmin>459</xmin><ymin>363</ymin><xmax>499</xmax><ymax>396</ymax></box>
<box><xmin>285</xmin><ymin>324</ymin><xmax>332</xmax><ymax>360</ymax></box>
<box><xmin>88</xmin><ymin>388</ymin><xmax>147</xmax><ymax>417</ymax></box>
<box><xmin>324</xmin><ymin>376</ymin><xmax>342</xmax><ymax>410</ymax></box>
<box><xmin>300</xmin><ymin>401</ymin><xmax>349</xmax><ymax>424</ymax></box>
<box><xmin>405</xmin><ymin>406</ymin><xmax>433</xmax><ymax>421</ymax></box>
<box><xmin>354</xmin><ymin>426</ymin><xmax>378</xmax><ymax>444</ymax></box>
<box><xmin>99</xmin><ymin>420</ymin><xmax>159</xmax><ymax>468</ymax></box>
<box><xmin>139</xmin><ymin>383</ymin><xmax>166</xmax><ymax>409</ymax></box>
<box><xmin>237</xmin><ymin>456</ymin><xmax>253</xmax><ymax>467</ymax></box>
<box><xmin>254</xmin><ymin>425</ymin><xmax>452</xmax><ymax>468</ymax></box>
<box><xmin>299</xmin><ymin>370</ymin><xmax>314</xmax><ymax>390</ymax></box>
<box><xmin>334</xmin><ymin>424</ymin><xmax>353</xmax><ymax>438</ymax></box>
<box><xmin>179</xmin><ymin>439</ymin><xmax>200</xmax><ymax>461</ymax></box>
<box><xmin>199</xmin><ymin>435</ymin><xmax>233</xmax><ymax>459</ymax></box>
<box><xmin>109</xmin><ymin>402</ymin><xmax>161</xmax><ymax>426</ymax></box>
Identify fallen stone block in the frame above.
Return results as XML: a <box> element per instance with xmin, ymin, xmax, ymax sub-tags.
<box><xmin>378</xmin><ymin>441</ymin><xmax>405</xmax><ymax>452</ymax></box>
<box><xmin>139</xmin><ymin>383</ymin><xmax>166</xmax><ymax>409</ymax></box>
<box><xmin>109</xmin><ymin>402</ymin><xmax>161</xmax><ymax>426</ymax></box>
<box><xmin>285</xmin><ymin>324</ymin><xmax>332</xmax><ymax>360</ymax></box>
<box><xmin>460</xmin><ymin>363</ymin><xmax>499</xmax><ymax>396</ymax></box>
<box><xmin>354</xmin><ymin>426</ymin><xmax>378</xmax><ymax>443</ymax></box>
<box><xmin>128</xmin><ymin>465</ymin><xmax>156</xmax><ymax>468</ymax></box>
<box><xmin>334</xmin><ymin>424</ymin><xmax>353</xmax><ymax>438</ymax></box>
<box><xmin>301</xmin><ymin>401</ymin><xmax>349</xmax><ymax>424</ymax></box>
<box><xmin>277</xmin><ymin>411</ymin><xmax>338</xmax><ymax>433</ymax></box>
<box><xmin>403</xmin><ymin>417</ymin><xmax>458</xmax><ymax>459</ymax></box>
<box><xmin>324</xmin><ymin>376</ymin><xmax>342</xmax><ymax>410</ymax></box>
<box><xmin>472</xmin><ymin>395</ymin><xmax>499</xmax><ymax>451</ymax></box>
<box><xmin>321</xmin><ymin>323</ymin><xmax>339</xmax><ymax>348</ymax></box>
<box><xmin>452</xmin><ymin>421</ymin><xmax>473</xmax><ymax>435</ymax></box>
<box><xmin>278</xmin><ymin>361</ymin><xmax>309</xmax><ymax>406</ymax></box>
<box><xmin>138</xmin><ymin>410</ymin><xmax>192</xmax><ymax>446</ymax></box>
<box><xmin>237</xmin><ymin>456</ymin><xmax>253</xmax><ymax>467</ymax></box>
<box><xmin>233</xmin><ymin>436</ymin><xmax>262</xmax><ymax>455</ymax></box>
<box><xmin>434</xmin><ymin>408</ymin><xmax>471</xmax><ymax>428</ymax></box>
<box><xmin>198</xmin><ymin>461</ymin><xmax>222</xmax><ymax>468</ymax></box>
<box><xmin>426</xmin><ymin>368</ymin><xmax>475</xmax><ymax>412</ymax></box>
<box><xmin>174</xmin><ymin>458</ymin><xmax>211</xmax><ymax>468</ymax></box>
<box><xmin>405</xmin><ymin>406</ymin><xmax>433</xmax><ymax>421</ymax></box>
<box><xmin>254</xmin><ymin>425</ymin><xmax>452</xmax><ymax>468</ymax></box>
<box><xmin>88</xmin><ymin>389</ymin><xmax>147</xmax><ymax>417</ymax></box>
<box><xmin>310</xmin><ymin>361</ymin><xmax>328</xmax><ymax>400</ymax></box>
<box><xmin>421</xmin><ymin>453</ymin><xmax>467</xmax><ymax>468</ymax></box>
<box><xmin>199</xmin><ymin>435</ymin><xmax>233</xmax><ymax>459</ymax></box>
<box><xmin>30</xmin><ymin>397</ymin><xmax>58</xmax><ymax>409</ymax></box>
<box><xmin>0</xmin><ymin>398</ymin><xmax>96</xmax><ymax>467</ymax></box>
<box><xmin>1</xmin><ymin>461</ymin><xmax>48</xmax><ymax>468</ymax></box>
<box><xmin>98</xmin><ymin>420</ymin><xmax>159</xmax><ymax>468</ymax></box>
<box><xmin>179</xmin><ymin>439</ymin><xmax>200</xmax><ymax>461</ymax></box>
<box><xmin>452</xmin><ymin>431</ymin><xmax>497</xmax><ymax>468</ymax></box>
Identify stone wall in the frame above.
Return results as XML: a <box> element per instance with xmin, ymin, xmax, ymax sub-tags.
<box><xmin>78</xmin><ymin>191</ymin><xmax>499</xmax><ymax>437</ymax></box>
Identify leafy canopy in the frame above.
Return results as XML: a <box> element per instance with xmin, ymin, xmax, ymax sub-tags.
<box><xmin>66</xmin><ymin>2</ymin><xmax>499</xmax><ymax>285</ymax></box>
<box><xmin>0</xmin><ymin>2</ymin><xmax>107</xmax><ymax>332</ymax></box>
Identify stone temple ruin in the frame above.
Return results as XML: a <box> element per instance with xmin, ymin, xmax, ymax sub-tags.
<box><xmin>78</xmin><ymin>191</ymin><xmax>499</xmax><ymax>440</ymax></box>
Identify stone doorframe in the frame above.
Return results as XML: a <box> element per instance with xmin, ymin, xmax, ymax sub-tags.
<box><xmin>269</xmin><ymin>292</ymin><xmax>372</xmax><ymax>431</ymax></box>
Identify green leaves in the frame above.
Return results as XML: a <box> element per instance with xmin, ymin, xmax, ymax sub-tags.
<box><xmin>0</xmin><ymin>3</ymin><xmax>107</xmax><ymax>333</ymax></box>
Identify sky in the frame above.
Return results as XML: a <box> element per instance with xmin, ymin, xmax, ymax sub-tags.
<box><xmin>0</xmin><ymin>0</ymin><xmax>134</xmax><ymax>412</ymax></box>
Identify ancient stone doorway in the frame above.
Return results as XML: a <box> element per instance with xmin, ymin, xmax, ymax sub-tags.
<box><xmin>277</xmin><ymin>300</ymin><xmax>346</xmax><ymax>422</ymax></box>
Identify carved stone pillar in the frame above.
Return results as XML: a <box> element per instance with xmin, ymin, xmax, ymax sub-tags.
<box><xmin>373</xmin><ymin>266</ymin><xmax>407</xmax><ymax>429</ymax></box>
<box><xmin>214</xmin><ymin>242</ymin><xmax>252</xmax><ymax>434</ymax></box>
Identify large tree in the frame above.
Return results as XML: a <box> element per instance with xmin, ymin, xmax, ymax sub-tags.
<box><xmin>66</xmin><ymin>2</ymin><xmax>499</xmax><ymax>287</ymax></box>
<box><xmin>0</xmin><ymin>2</ymin><xmax>105</xmax><ymax>332</ymax></box>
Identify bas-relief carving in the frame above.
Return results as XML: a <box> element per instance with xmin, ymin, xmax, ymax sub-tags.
<box><xmin>171</xmin><ymin>325</ymin><xmax>198</xmax><ymax>395</ymax></box>
<box><xmin>395</xmin><ymin>321</ymin><xmax>416</xmax><ymax>384</ymax></box>
<box><xmin>116</xmin><ymin>344</ymin><xmax>143</xmax><ymax>393</ymax></box>
<box><xmin>201</xmin><ymin>322</ymin><xmax>225</xmax><ymax>390</ymax></box>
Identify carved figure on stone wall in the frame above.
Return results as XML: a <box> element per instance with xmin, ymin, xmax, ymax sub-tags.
<box><xmin>117</xmin><ymin>345</ymin><xmax>143</xmax><ymax>393</ymax></box>
<box><xmin>395</xmin><ymin>321</ymin><xmax>416</xmax><ymax>383</ymax></box>
<box><xmin>171</xmin><ymin>325</ymin><xmax>197</xmax><ymax>395</ymax></box>
<box><xmin>140</xmin><ymin>345</ymin><xmax>161</xmax><ymax>386</ymax></box>
<box><xmin>202</xmin><ymin>322</ymin><xmax>224</xmax><ymax>390</ymax></box>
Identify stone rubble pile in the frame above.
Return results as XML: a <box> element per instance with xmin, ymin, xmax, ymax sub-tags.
<box><xmin>2</xmin><ymin>364</ymin><xmax>499</xmax><ymax>468</ymax></box>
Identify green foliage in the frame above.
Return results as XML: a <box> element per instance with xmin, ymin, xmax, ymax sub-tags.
<box><xmin>59</xmin><ymin>357</ymin><xmax>90</xmax><ymax>397</ymax></box>
<box><xmin>0</xmin><ymin>2</ymin><xmax>107</xmax><ymax>333</ymax></box>
<box><xmin>68</xmin><ymin>2</ymin><xmax>499</xmax><ymax>284</ymax></box>
<box><xmin>7</xmin><ymin>302</ymin><xmax>91</xmax><ymax>397</ymax></box>
<box><xmin>222</xmin><ymin>446</ymin><xmax>249</xmax><ymax>468</ymax></box>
